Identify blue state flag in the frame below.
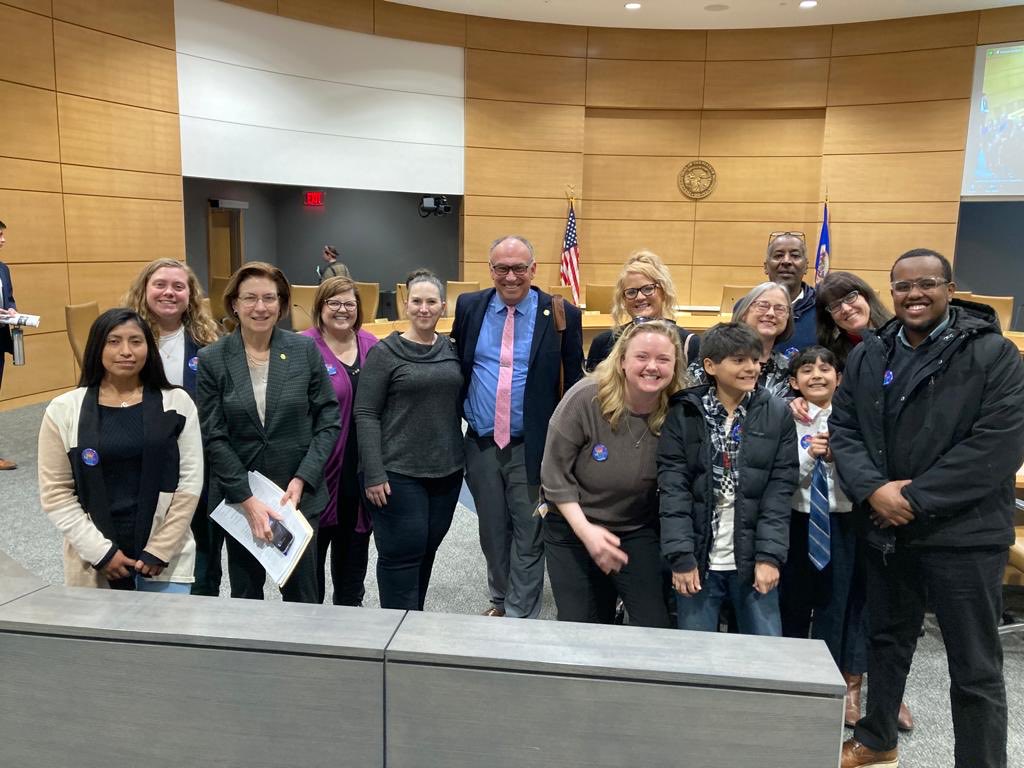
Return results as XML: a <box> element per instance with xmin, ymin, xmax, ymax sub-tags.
<box><xmin>815</xmin><ymin>203</ymin><xmax>830</xmax><ymax>285</ymax></box>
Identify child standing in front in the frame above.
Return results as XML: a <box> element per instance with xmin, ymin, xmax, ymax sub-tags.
<box><xmin>657</xmin><ymin>322</ymin><xmax>798</xmax><ymax>636</ymax></box>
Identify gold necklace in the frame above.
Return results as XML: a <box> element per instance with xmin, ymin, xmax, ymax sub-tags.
<box><xmin>626</xmin><ymin>416</ymin><xmax>650</xmax><ymax>449</ymax></box>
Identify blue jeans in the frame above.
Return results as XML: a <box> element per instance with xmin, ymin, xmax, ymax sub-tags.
<box><xmin>368</xmin><ymin>470</ymin><xmax>462</xmax><ymax>611</ymax></box>
<box><xmin>676</xmin><ymin>569</ymin><xmax>782</xmax><ymax>636</ymax></box>
<box><xmin>135</xmin><ymin>574</ymin><xmax>191</xmax><ymax>594</ymax></box>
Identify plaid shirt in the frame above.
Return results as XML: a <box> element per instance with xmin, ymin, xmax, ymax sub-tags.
<box><xmin>702</xmin><ymin>387</ymin><xmax>749</xmax><ymax>547</ymax></box>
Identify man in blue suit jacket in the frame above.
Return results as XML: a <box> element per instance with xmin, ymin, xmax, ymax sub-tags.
<box><xmin>451</xmin><ymin>235</ymin><xmax>584</xmax><ymax>618</ymax></box>
<box><xmin>0</xmin><ymin>220</ymin><xmax>17</xmax><ymax>470</ymax></box>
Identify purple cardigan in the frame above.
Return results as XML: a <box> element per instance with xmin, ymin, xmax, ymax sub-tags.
<box><xmin>302</xmin><ymin>327</ymin><xmax>379</xmax><ymax>529</ymax></box>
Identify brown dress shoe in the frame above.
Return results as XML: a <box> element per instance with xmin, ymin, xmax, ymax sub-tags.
<box><xmin>897</xmin><ymin>700</ymin><xmax>914</xmax><ymax>732</ymax></box>
<box><xmin>0</xmin><ymin>457</ymin><xmax>16</xmax><ymax>470</ymax></box>
<box><xmin>842</xmin><ymin>672</ymin><xmax>863</xmax><ymax>727</ymax></box>
<box><xmin>482</xmin><ymin>606</ymin><xmax>505</xmax><ymax>617</ymax></box>
<box><xmin>841</xmin><ymin>738</ymin><xmax>899</xmax><ymax>768</ymax></box>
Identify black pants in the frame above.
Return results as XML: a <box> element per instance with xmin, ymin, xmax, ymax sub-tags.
<box><xmin>315</xmin><ymin>489</ymin><xmax>370</xmax><ymax>606</ymax></box>
<box><xmin>225</xmin><ymin>521</ymin><xmax>319</xmax><ymax>603</ymax></box>
<box><xmin>190</xmin><ymin>512</ymin><xmax>225</xmax><ymax>596</ymax></box>
<box><xmin>543</xmin><ymin>512</ymin><xmax>670</xmax><ymax>628</ymax></box>
<box><xmin>856</xmin><ymin>545</ymin><xmax>1008</xmax><ymax>767</ymax></box>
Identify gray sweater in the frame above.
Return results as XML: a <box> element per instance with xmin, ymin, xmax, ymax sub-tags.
<box><xmin>354</xmin><ymin>332</ymin><xmax>465</xmax><ymax>486</ymax></box>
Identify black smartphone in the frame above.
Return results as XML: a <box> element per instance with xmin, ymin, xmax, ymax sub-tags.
<box><xmin>269</xmin><ymin>519</ymin><xmax>294</xmax><ymax>555</ymax></box>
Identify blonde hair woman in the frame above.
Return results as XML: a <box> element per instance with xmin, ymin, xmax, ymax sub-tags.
<box><xmin>586</xmin><ymin>250</ymin><xmax>699</xmax><ymax>371</ymax></box>
<box><xmin>541</xmin><ymin>320</ymin><xmax>688</xmax><ymax>627</ymax></box>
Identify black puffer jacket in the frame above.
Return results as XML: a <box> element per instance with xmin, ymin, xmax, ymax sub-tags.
<box><xmin>830</xmin><ymin>300</ymin><xmax>1024</xmax><ymax>553</ymax></box>
<box><xmin>658</xmin><ymin>384</ymin><xmax>798</xmax><ymax>584</ymax></box>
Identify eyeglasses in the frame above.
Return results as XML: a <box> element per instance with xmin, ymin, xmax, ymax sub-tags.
<box><xmin>238</xmin><ymin>293</ymin><xmax>280</xmax><ymax>308</ymax></box>
<box><xmin>750</xmin><ymin>300</ymin><xmax>790</xmax><ymax>316</ymax></box>
<box><xmin>325</xmin><ymin>299</ymin><xmax>357</xmax><ymax>312</ymax></box>
<box><xmin>632</xmin><ymin>316</ymin><xmax>675</xmax><ymax>326</ymax></box>
<box><xmin>623</xmin><ymin>283</ymin><xmax>658</xmax><ymax>300</ymax></box>
<box><xmin>490</xmin><ymin>262</ymin><xmax>531</xmax><ymax>276</ymax></box>
<box><xmin>768</xmin><ymin>231</ymin><xmax>806</xmax><ymax>245</ymax></box>
<box><xmin>890</xmin><ymin>277</ymin><xmax>949</xmax><ymax>294</ymax></box>
<box><xmin>826</xmin><ymin>290</ymin><xmax>860</xmax><ymax>316</ymax></box>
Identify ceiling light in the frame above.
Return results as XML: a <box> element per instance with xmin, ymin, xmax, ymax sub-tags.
<box><xmin>799</xmin><ymin>0</ymin><xmax>818</xmax><ymax>7</ymax></box>
<box><xmin>624</xmin><ymin>2</ymin><xmax>641</xmax><ymax>8</ymax></box>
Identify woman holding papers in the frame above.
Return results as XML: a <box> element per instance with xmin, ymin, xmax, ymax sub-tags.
<box><xmin>301</xmin><ymin>276</ymin><xmax>379</xmax><ymax>606</ymax></box>
<box><xmin>198</xmin><ymin>263</ymin><xmax>340</xmax><ymax>603</ymax></box>
<box><xmin>355</xmin><ymin>269</ymin><xmax>464</xmax><ymax>611</ymax></box>
<box><xmin>124</xmin><ymin>258</ymin><xmax>223</xmax><ymax>596</ymax></box>
<box><xmin>37</xmin><ymin>308</ymin><xmax>202</xmax><ymax>591</ymax></box>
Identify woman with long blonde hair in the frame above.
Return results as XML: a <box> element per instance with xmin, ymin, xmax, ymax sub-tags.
<box><xmin>540</xmin><ymin>320</ymin><xmax>688</xmax><ymax>627</ymax></box>
<box><xmin>585</xmin><ymin>250</ymin><xmax>699</xmax><ymax>371</ymax></box>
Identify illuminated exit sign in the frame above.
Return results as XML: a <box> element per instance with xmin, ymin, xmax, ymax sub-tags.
<box><xmin>304</xmin><ymin>190</ymin><xmax>324</xmax><ymax>206</ymax></box>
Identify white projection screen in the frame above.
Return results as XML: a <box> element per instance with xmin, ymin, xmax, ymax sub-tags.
<box><xmin>962</xmin><ymin>40</ymin><xmax>1024</xmax><ymax>198</ymax></box>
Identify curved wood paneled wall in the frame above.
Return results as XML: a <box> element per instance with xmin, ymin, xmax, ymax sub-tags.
<box><xmin>2</xmin><ymin>0</ymin><xmax>1023</xmax><ymax>408</ymax></box>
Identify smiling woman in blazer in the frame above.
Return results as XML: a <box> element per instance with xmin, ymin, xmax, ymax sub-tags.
<box><xmin>197</xmin><ymin>262</ymin><xmax>340</xmax><ymax>603</ymax></box>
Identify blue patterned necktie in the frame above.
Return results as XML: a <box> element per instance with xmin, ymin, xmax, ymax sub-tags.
<box><xmin>808</xmin><ymin>458</ymin><xmax>831</xmax><ymax>570</ymax></box>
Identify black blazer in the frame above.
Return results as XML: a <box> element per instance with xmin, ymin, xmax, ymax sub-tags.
<box><xmin>451</xmin><ymin>286</ymin><xmax>584</xmax><ymax>485</ymax></box>
<box><xmin>197</xmin><ymin>327</ymin><xmax>340</xmax><ymax>520</ymax></box>
<box><xmin>0</xmin><ymin>261</ymin><xmax>15</xmax><ymax>357</ymax></box>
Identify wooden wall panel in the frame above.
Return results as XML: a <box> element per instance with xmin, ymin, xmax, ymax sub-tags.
<box><xmin>465</xmin><ymin>148</ymin><xmax>583</xmax><ymax>199</ymax></box>
<box><xmin>699</xmin><ymin>110</ymin><xmax>825</xmax><ymax>157</ymax></box>
<box><xmin>60</xmin><ymin>166</ymin><xmax>182</xmax><ymax>200</ymax></box>
<box><xmin>692</xmin><ymin>221</ymin><xmax>818</xmax><ymax>267</ymax></box>
<box><xmin>466</xmin><ymin>100</ymin><xmax>584</xmax><ymax>153</ymax></box>
<box><xmin>0</xmin><ymin>191</ymin><xmax>66</xmax><ymax>264</ymax></box>
<box><xmin>0</xmin><ymin>159</ymin><xmax>61</xmax><ymax>193</ymax></box>
<box><xmin>57</xmin><ymin>94</ymin><xmax>181</xmax><ymax>174</ymax></box>
<box><xmin>829</xmin><ymin>222</ymin><xmax>958</xmax><ymax>271</ymax></box>
<box><xmin>68</xmin><ymin>262</ymin><xmax>149</xmax><ymax>309</ymax></box>
<box><xmin>690</xmin><ymin>265</ymin><xmax>768</xmax><ymax>306</ymax></box>
<box><xmin>3</xmin><ymin>0</ymin><xmax>52</xmax><ymax>14</ymax></box>
<box><xmin>586</xmin><ymin>59</ymin><xmax>704</xmax><ymax>109</ymax></box>
<box><xmin>702</xmin><ymin>156</ymin><xmax>822</xmax><ymax>202</ymax></box>
<box><xmin>467</xmin><ymin>50</ymin><xmax>586</xmax><ymax>105</ymax></box>
<box><xmin>827</xmin><ymin>47</ymin><xmax>974</xmax><ymax>106</ymax></box>
<box><xmin>827</xmin><ymin>202</ymin><xmax>959</xmax><ymax>224</ymax></box>
<box><xmin>585</xmin><ymin>201</ymin><xmax>695</xmax><ymax>221</ymax></box>
<box><xmin>823</xmin><ymin>100</ymin><xmax>969</xmax><ymax>155</ymax></box>
<box><xmin>466</xmin><ymin>16</ymin><xmax>587</xmax><ymax>57</ymax></box>
<box><xmin>62</xmin><ymin>196</ymin><xmax>184</xmax><ymax>263</ymax></box>
<box><xmin>823</xmin><ymin>152</ymin><xmax>964</xmax><ymax>202</ymax></box>
<box><xmin>0</xmin><ymin>332</ymin><xmax>76</xmax><ymax>400</ymax></box>
<box><xmin>277</xmin><ymin>0</ymin><xmax>373</xmax><ymax>34</ymax></box>
<box><xmin>703</xmin><ymin>59</ymin><xmax>829</xmax><ymax>109</ymax></box>
<box><xmin>578</xmin><ymin>219</ymin><xmax>694</xmax><ymax>265</ymax></box>
<box><xmin>52</xmin><ymin>0</ymin><xmax>175</xmax><ymax>49</ymax></box>
<box><xmin>695</xmin><ymin>202</ymin><xmax>821</xmax><ymax>223</ymax></box>
<box><xmin>0</xmin><ymin>4</ymin><xmax>54</xmax><ymax>89</ymax></box>
<box><xmin>830</xmin><ymin>12</ymin><xmax>978</xmax><ymax>56</ymax></box>
<box><xmin>706</xmin><ymin>26</ymin><xmax>832</xmax><ymax>61</ymax></box>
<box><xmin>0</xmin><ymin>81</ymin><xmax>60</xmax><ymax>162</ymax></box>
<box><xmin>373</xmin><ymin>0</ymin><xmax>465</xmax><ymax>46</ymax></box>
<box><xmin>584</xmin><ymin>109</ymin><xmax>700</xmax><ymax>156</ymax></box>
<box><xmin>462</xmin><ymin>216</ymin><xmax>568</xmax><ymax>263</ymax></box>
<box><xmin>54</xmin><ymin>21</ymin><xmax>178</xmax><ymax>112</ymax></box>
<box><xmin>463</xmin><ymin>197</ymin><xmax>572</xmax><ymax>219</ymax></box>
<box><xmin>7</xmin><ymin>262</ymin><xmax>71</xmax><ymax>333</ymax></box>
<box><xmin>978</xmin><ymin>6</ymin><xmax>1024</xmax><ymax>44</ymax></box>
<box><xmin>584</xmin><ymin>155</ymin><xmax>694</xmax><ymax>202</ymax></box>
<box><xmin>586</xmin><ymin>28</ymin><xmax>706</xmax><ymax>61</ymax></box>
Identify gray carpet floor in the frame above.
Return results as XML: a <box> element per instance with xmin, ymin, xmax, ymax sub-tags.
<box><xmin>2</xmin><ymin>401</ymin><xmax>1022</xmax><ymax>767</ymax></box>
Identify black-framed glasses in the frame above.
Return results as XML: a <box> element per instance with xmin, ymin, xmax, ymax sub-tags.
<box><xmin>325</xmin><ymin>299</ymin><xmax>357</xmax><ymax>311</ymax></box>
<box><xmin>490</xmin><ymin>263</ymin><xmax>531</xmax><ymax>277</ymax></box>
<box><xmin>826</xmin><ymin>290</ymin><xmax>860</xmax><ymax>316</ymax></box>
<box><xmin>632</xmin><ymin>316</ymin><xmax>675</xmax><ymax>327</ymax></box>
<box><xmin>890</xmin><ymin>277</ymin><xmax>949</xmax><ymax>294</ymax></box>
<box><xmin>623</xmin><ymin>283</ymin><xmax>658</xmax><ymax>300</ymax></box>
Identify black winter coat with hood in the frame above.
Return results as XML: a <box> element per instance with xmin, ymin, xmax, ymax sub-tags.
<box><xmin>829</xmin><ymin>299</ymin><xmax>1024</xmax><ymax>553</ymax></box>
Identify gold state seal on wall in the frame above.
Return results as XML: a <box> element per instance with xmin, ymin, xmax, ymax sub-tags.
<box><xmin>678</xmin><ymin>160</ymin><xmax>716</xmax><ymax>199</ymax></box>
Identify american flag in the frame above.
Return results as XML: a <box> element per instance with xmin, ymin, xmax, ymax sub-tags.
<box><xmin>559</xmin><ymin>201</ymin><xmax>581</xmax><ymax>304</ymax></box>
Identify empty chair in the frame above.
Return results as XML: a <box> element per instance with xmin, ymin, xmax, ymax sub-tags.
<box><xmin>547</xmin><ymin>284</ymin><xmax>578</xmax><ymax>305</ymax></box>
<box><xmin>209</xmin><ymin>276</ymin><xmax>230</xmax><ymax>325</ymax></box>
<box><xmin>720</xmin><ymin>284</ymin><xmax>757</xmax><ymax>313</ymax></box>
<box><xmin>971</xmin><ymin>294</ymin><xmax>1014</xmax><ymax>331</ymax></box>
<box><xmin>290</xmin><ymin>284</ymin><xmax>318</xmax><ymax>333</ymax></box>
<box><xmin>65</xmin><ymin>301</ymin><xmax>99</xmax><ymax>367</ymax></box>
<box><xmin>445</xmin><ymin>280</ymin><xmax>480</xmax><ymax>315</ymax></box>
<box><xmin>952</xmin><ymin>290</ymin><xmax>974</xmax><ymax>301</ymax></box>
<box><xmin>584</xmin><ymin>283</ymin><xmax>616</xmax><ymax>314</ymax></box>
<box><xmin>395</xmin><ymin>282</ymin><xmax>408</xmax><ymax>318</ymax></box>
<box><xmin>355</xmin><ymin>281</ymin><xmax>380</xmax><ymax>321</ymax></box>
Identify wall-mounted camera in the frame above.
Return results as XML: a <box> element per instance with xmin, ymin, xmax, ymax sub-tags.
<box><xmin>418</xmin><ymin>195</ymin><xmax>451</xmax><ymax>218</ymax></box>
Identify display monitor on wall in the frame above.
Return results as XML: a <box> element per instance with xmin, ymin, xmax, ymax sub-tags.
<box><xmin>962</xmin><ymin>40</ymin><xmax>1024</xmax><ymax>198</ymax></box>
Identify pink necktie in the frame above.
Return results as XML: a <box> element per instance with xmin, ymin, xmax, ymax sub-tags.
<box><xmin>494</xmin><ymin>306</ymin><xmax>515</xmax><ymax>448</ymax></box>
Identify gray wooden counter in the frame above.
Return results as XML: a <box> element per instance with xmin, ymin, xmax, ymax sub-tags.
<box><xmin>385</xmin><ymin>611</ymin><xmax>845</xmax><ymax>768</ymax></box>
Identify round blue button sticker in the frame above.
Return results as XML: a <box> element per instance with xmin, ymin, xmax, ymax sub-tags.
<box><xmin>883</xmin><ymin>369</ymin><xmax>894</xmax><ymax>386</ymax></box>
<box><xmin>188</xmin><ymin>356</ymin><xmax>199</xmax><ymax>372</ymax></box>
<box><xmin>785</xmin><ymin>346</ymin><xmax>799</xmax><ymax>360</ymax></box>
<box><xmin>800</xmin><ymin>433</ymin><xmax>813</xmax><ymax>449</ymax></box>
<box><xmin>731</xmin><ymin>423</ymin><xmax>743</xmax><ymax>441</ymax></box>
<box><xmin>326</xmin><ymin>364</ymin><xmax>338</xmax><ymax>376</ymax></box>
<box><xmin>82</xmin><ymin>448</ymin><xmax>99</xmax><ymax>467</ymax></box>
<box><xmin>591</xmin><ymin>443</ymin><xmax>609</xmax><ymax>462</ymax></box>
